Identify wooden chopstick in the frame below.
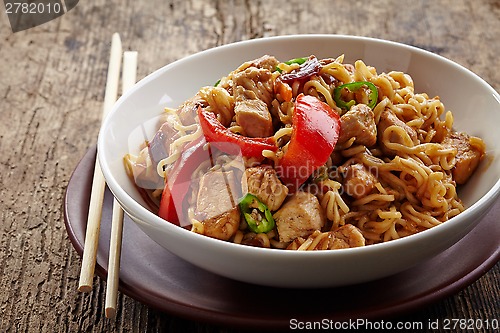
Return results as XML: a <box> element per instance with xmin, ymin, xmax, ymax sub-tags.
<box><xmin>105</xmin><ymin>51</ymin><xmax>138</xmax><ymax>319</ymax></box>
<box><xmin>78</xmin><ymin>33</ymin><xmax>123</xmax><ymax>293</ymax></box>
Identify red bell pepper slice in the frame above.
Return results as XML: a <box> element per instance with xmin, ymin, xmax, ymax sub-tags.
<box><xmin>197</xmin><ymin>106</ymin><xmax>277</xmax><ymax>158</ymax></box>
<box><xmin>277</xmin><ymin>94</ymin><xmax>340</xmax><ymax>192</ymax></box>
<box><xmin>158</xmin><ymin>180</ymin><xmax>179</xmax><ymax>224</ymax></box>
<box><xmin>158</xmin><ymin>136</ymin><xmax>208</xmax><ymax>226</ymax></box>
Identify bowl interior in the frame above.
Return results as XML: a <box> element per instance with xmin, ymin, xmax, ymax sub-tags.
<box><xmin>99</xmin><ymin>35</ymin><xmax>500</xmax><ymax>248</ymax></box>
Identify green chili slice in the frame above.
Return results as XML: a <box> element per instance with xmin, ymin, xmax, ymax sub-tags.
<box><xmin>333</xmin><ymin>81</ymin><xmax>378</xmax><ymax>110</ymax></box>
<box><xmin>284</xmin><ymin>57</ymin><xmax>309</xmax><ymax>66</ymax></box>
<box><xmin>238</xmin><ymin>193</ymin><xmax>275</xmax><ymax>234</ymax></box>
<box><xmin>275</xmin><ymin>57</ymin><xmax>309</xmax><ymax>73</ymax></box>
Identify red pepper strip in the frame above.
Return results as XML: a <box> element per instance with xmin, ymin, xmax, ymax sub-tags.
<box><xmin>158</xmin><ymin>136</ymin><xmax>209</xmax><ymax>226</ymax></box>
<box><xmin>158</xmin><ymin>180</ymin><xmax>179</xmax><ymax>224</ymax></box>
<box><xmin>277</xmin><ymin>94</ymin><xmax>341</xmax><ymax>192</ymax></box>
<box><xmin>197</xmin><ymin>106</ymin><xmax>277</xmax><ymax>158</ymax></box>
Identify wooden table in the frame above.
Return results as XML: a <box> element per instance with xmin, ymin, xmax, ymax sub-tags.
<box><xmin>0</xmin><ymin>0</ymin><xmax>498</xmax><ymax>332</ymax></box>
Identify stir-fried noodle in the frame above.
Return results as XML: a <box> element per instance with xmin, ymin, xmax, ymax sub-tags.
<box><xmin>124</xmin><ymin>55</ymin><xmax>485</xmax><ymax>250</ymax></box>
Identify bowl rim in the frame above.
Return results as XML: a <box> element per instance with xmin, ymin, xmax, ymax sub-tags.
<box><xmin>98</xmin><ymin>34</ymin><xmax>500</xmax><ymax>257</ymax></box>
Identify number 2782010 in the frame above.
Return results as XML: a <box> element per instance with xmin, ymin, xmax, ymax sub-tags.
<box><xmin>5</xmin><ymin>2</ymin><xmax>62</xmax><ymax>14</ymax></box>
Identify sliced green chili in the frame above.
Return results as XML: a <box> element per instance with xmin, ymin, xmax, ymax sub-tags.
<box><xmin>333</xmin><ymin>81</ymin><xmax>378</xmax><ymax>110</ymax></box>
<box><xmin>284</xmin><ymin>57</ymin><xmax>309</xmax><ymax>66</ymax></box>
<box><xmin>275</xmin><ymin>57</ymin><xmax>309</xmax><ymax>73</ymax></box>
<box><xmin>238</xmin><ymin>193</ymin><xmax>275</xmax><ymax>234</ymax></box>
<box><xmin>214</xmin><ymin>79</ymin><xmax>221</xmax><ymax>87</ymax></box>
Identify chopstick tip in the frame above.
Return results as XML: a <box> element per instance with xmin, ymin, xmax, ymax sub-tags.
<box><xmin>111</xmin><ymin>33</ymin><xmax>122</xmax><ymax>49</ymax></box>
<box><xmin>78</xmin><ymin>284</ymin><xmax>93</xmax><ymax>293</ymax></box>
<box><xmin>124</xmin><ymin>50</ymin><xmax>138</xmax><ymax>58</ymax></box>
<box><xmin>105</xmin><ymin>307</ymin><xmax>117</xmax><ymax>319</ymax></box>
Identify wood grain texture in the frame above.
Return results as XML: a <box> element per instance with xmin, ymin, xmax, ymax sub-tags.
<box><xmin>0</xmin><ymin>0</ymin><xmax>498</xmax><ymax>332</ymax></box>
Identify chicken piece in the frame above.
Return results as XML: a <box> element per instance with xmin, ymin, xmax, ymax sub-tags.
<box><xmin>442</xmin><ymin>132</ymin><xmax>485</xmax><ymax>184</ymax></box>
<box><xmin>232</xmin><ymin>67</ymin><xmax>275</xmax><ymax>106</ymax></box>
<box><xmin>234</xmin><ymin>97</ymin><xmax>273</xmax><ymax>137</ymax></box>
<box><xmin>200</xmin><ymin>207</ymin><xmax>240</xmax><ymax>241</ymax></box>
<box><xmin>341</xmin><ymin>163</ymin><xmax>377</xmax><ymax>199</ymax></box>
<box><xmin>377</xmin><ymin>109</ymin><xmax>418</xmax><ymax>155</ymax></box>
<box><xmin>148</xmin><ymin>118</ymin><xmax>179</xmax><ymax>165</ymax></box>
<box><xmin>250</xmin><ymin>55</ymin><xmax>279</xmax><ymax>72</ymax></box>
<box><xmin>286</xmin><ymin>225</ymin><xmax>365</xmax><ymax>250</ymax></box>
<box><xmin>195</xmin><ymin>170</ymin><xmax>240</xmax><ymax>240</ymax></box>
<box><xmin>125</xmin><ymin>112</ymin><xmax>186</xmax><ymax>190</ymax></box>
<box><xmin>196</xmin><ymin>170</ymin><xmax>240</xmax><ymax>216</ymax></box>
<box><xmin>243</xmin><ymin>166</ymin><xmax>289</xmax><ymax>211</ymax></box>
<box><xmin>232</xmin><ymin>66</ymin><xmax>275</xmax><ymax>137</ymax></box>
<box><xmin>176</xmin><ymin>93</ymin><xmax>205</xmax><ymax>126</ymax></box>
<box><xmin>235</xmin><ymin>55</ymin><xmax>280</xmax><ymax>74</ymax></box>
<box><xmin>337</xmin><ymin>104</ymin><xmax>377</xmax><ymax>146</ymax></box>
<box><xmin>331</xmin><ymin>224</ymin><xmax>365</xmax><ymax>248</ymax></box>
<box><xmin>273</xmin><ymin>191</ymin><xmax>326</xmax><ymax>243</ymax></box>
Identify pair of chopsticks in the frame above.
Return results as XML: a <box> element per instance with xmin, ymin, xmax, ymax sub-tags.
<box><xmin>77</xmin><ymin>33</ymin><xmax>138</xmax><ymax>319</ymax></box>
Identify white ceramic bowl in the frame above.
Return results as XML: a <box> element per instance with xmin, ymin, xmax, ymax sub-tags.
<box><xmin>98</xmin><ymin>35</ymin><xmax>500</xmax><ymax>288</ymax></box>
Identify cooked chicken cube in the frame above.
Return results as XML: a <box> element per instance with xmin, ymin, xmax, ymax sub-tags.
<box><xmin>232</xmin><ymin>67</ymin><xmax>275</xmax><ymax>106</ymax></box>
<box><xmin>148</xmin><ymin>119</ymin><xmax>178</xmax><ymax>165</ymax></box>
<box><xmin>337</xmin><ymin>104</ymin><xmax>377</xmax><ymax>146</ymax></box>
<box><xmin>443</xmin><ymin>132</ymin><xmax>485</xmax><ymax>184</ymax></box>
<box><xmin>200</xmin><ymin>207</ymin><xmax>240</xmax><ymax>241</ymax></box>
<box><xmin>234</xmin><ymin>98</ymin><xmax>273</xmax><ymax>138</ymax></box>
<box><xmin>231</xmin><ymin>66</ymin><xmax>275</xmax><ymax>137</ymax></box>
<box><xmin>249</xmin><ymin>55</ymin><xmax>279</xmax><ymax>72</ymax></box>
<box><xmin>341</xmin><ymin>163</ymin><xmax>377</xmax><ymax>199</ymax></box>
<box><xmin>176</xmin><ymin>93</ymin><xmax>205</xmax><ymax>126</ymax></box>
<box><xmin>126</xmin><ymin>119</ymin><xmax>178</xmax><ymax>190</ymax></box>
<box><xmin>195</xmin><ymin>170</ymin><xmax>240</xmax><ymax>240</ymax></box>
<box><xmin>196</xmin><ymin>169</ymin><xmax>240</xmax><ymax>218</ymax></box>
<box><xmin>243</xmin><ymin>166</ymin><xmax>289</xmax><ymax>211</ymax></box>
<box><xmin>236</xmin><ymin>55</ymin><xmax>280</xmax><ymax>74</ymax></box>
<box><xmin>286</xmin><ymin>224</ymin><xmax>365</xmax><ymax>250</ymax></box>
<box><xmin>273</xmin><ymin>191</ymin><xmax>326</xmax><ymax>243</ymax></box>
<box><xmin>331</xmin><ymin>224</ymin><xmax>366</xmax><ymax>248</ymax></box>
<box><xmin>377</xmin><ymin>109</ymin><xmax>418</xmax><ymax>155</ymax></box>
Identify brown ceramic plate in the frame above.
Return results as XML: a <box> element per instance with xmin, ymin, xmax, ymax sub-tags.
<box><xmin>64</xmin><ymin>147</ymin><xmax>500</xmax><ymax>330</ymax></box>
